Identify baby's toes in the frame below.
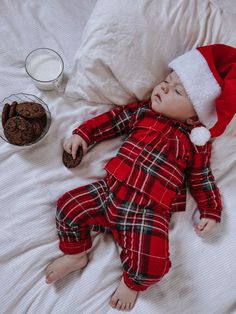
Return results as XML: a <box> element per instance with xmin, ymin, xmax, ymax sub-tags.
<box><xmin>121</xmin><ymin>302</ymin><xmax>129</xmax><ymax>311</ymax></box>
<box><xmin>116</xmin><ymin>300</ymin><xmax>123</xmax><ymax>310</ymax></box>
<box><xmin>45</xmin><ymin>271</ymin><xmax>54</xmax><ymax>284</ymax></box>
<box><xmin>45</xmin><ymin>265</ymin><xmax>55</xmax><ymax>284</ymax></box>
<box><xmin>125</xmin><ymin>302</ymin><xmax>133</xmax><ymax>311</ymax></box>
<box><xmin>109</xmin><ymin>294</ymin><xmax>119</xmax><ymax>308</ymax></box>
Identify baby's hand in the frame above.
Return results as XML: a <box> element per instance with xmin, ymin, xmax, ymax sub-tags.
<box><xmin>194</xmin><ymin>218</ymin><xmax>217</xmax><ymax>236</ymax></box>
<box><xmin>63</xmin><ymin>134</ymin><xmax>88</xmax><ymax>160</ymax></box>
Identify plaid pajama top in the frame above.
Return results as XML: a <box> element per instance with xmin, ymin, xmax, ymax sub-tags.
<box><xmin>73</xmin><ymin>100</ymin><xmax>222</xmax><ymax>222</ymax></box>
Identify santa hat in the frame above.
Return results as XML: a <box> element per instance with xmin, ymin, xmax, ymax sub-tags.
<box><xmin>169</xmin><ymin>44</ymin><xmax>236</xmax><ymax>146</ymax></box>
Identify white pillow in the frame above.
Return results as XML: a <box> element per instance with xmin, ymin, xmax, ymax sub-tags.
<box><xmin>65</xmin><ymin>0</ymin><xmax>236</xmax><ymax>105</ymax></box>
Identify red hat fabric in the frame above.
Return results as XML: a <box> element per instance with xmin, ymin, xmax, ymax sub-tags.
<box><xmin>169</xmin><ymin>44</ymin><xmax>236</xmax><ymax>143</ymax></box>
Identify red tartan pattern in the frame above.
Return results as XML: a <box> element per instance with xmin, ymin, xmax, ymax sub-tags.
<box><xmin>74</xmin><ymin>100</ymin><xmax>222</xmax><ymax>221</ymax></box>
<box><xmin>57</xmin><ymin>100</ymin><xmax>223</xmax><ymax>290</ymax></box>
<box><xmin>56</xmin><ymin>175</ymin><xmax>171</xmax><ymax>291</ymax></box>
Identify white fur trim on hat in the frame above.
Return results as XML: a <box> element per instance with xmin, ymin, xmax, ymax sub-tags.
<box><xmin>189</xmin><ymin>126</ymin><xmax>211</xmax><ymax>146</ymax></box>
<box><xmin>169</xmin><ymin>49</ymin><xmax>221</xmax><ymax>129</ymax></box>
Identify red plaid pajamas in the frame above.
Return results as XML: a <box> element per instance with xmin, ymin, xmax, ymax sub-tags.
<box><xmin>56</xmin><ymin>100</ymin><xmax>222</xmax><ymax>291</ymax></box>
<box><xmin>56</xmin><ymin>174</ymin><xmax>171</xmax><ymax>291</ymax></box>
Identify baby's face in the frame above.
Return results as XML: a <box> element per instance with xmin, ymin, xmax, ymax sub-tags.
<box><xmin>151</xmin><ymin>71</ymin><xmax>196</xmax><ymax>123</ymax></box>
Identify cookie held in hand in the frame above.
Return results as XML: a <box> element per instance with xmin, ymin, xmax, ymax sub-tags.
<box><xmin>62</xmin><ymin>147</ymin><xmax>83</xmax><ymax>168</ymax></box>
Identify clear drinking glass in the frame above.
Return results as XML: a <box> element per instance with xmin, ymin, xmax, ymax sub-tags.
<box><xmin>25</xmin><ymin>48</ymin><xmax>64</xmax><ymax>91</ymax></box>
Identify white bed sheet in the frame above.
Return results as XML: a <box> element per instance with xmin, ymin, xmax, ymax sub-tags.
<box><xmin>0</xmin><ymin>1</ymin><xmax>236</xmax><ymax>314</ymax></box>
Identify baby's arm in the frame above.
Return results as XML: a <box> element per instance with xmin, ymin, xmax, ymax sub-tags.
<box><xmin>73</xmin><ymin>102</ymin><xmax>140</xmax><ymax>146</ymax></box>
<box><xmin>64</xmin><ymin>102</ymin><xmax>140</xmax><ymax>159</ymax></box>
<box><xmin>187</xmin><ymin>141</ymin><xmax>222</xmax><ymax>235</ymax></box>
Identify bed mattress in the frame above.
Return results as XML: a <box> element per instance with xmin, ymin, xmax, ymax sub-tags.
<box><xmin>0</xmin><ymin>1</ymin><xmax>236</xmax><ymax>313</ymax></box>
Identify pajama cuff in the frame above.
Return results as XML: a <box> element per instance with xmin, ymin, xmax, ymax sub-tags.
<box><xmin>73</xmin><ymin>126</ymin><xmax>93</xmax><ymax>145</ymax></box>
<box><xmin>59</xmin><ymin>239</ymin><xmax>92</xmax><ymax>255</ymax></box>
<box><xmin>123</xmin><ymin>272</ymin><xmax>148</xmax><ymax>292</ymax></box>
<box><xmin>200</xmin><ymin>212</ymin><xmax>221</xmax><ymax>223</ymax></box>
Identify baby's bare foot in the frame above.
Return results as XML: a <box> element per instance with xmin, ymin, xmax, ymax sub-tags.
<box><xmin>109</xmin><ymin>277</ymin><xmax>138</xmax><ymax>311</ymax></box>
<box><xmin>45</xmin><ymin>252</ymin><xmax>88</xmax><ymax>284</ymax></box>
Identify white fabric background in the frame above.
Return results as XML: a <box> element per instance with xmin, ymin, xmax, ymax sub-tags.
<box><xmin>0</xmin><ymin>1</ymin><xmax>236</xmax><ymax>314</ymax></box>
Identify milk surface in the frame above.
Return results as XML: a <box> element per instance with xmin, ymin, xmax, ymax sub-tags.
<box><xmin>28</xmin><ymin>53</ymin><xmax>62</xmax><ymax>81</ymax></box>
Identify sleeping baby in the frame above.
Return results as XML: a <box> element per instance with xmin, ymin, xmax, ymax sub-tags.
<box><xmin>45</xmin><ymin>44</ymin><xmax>236</xmax><ymax>311</ymax></box>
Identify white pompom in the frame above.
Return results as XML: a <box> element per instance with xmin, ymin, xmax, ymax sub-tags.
<box><xmin>189</xmin><ymin>127</ymin><xmax>211</xmax><ymax>146</ymax></box>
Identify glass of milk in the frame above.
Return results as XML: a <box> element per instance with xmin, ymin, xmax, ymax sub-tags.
<box><xmin>25</xmin><ymin>48</ymin><xmax>64</xmax><ymax>91</ymax></box>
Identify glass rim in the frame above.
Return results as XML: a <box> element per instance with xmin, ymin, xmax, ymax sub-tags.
<box><xmin>25</xmin><ymin>47</ymin><xmax>64</xmax><ymax>83</ymax></box>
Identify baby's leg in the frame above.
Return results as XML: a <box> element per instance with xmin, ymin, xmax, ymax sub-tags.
<box><xmin>107</xmin><ymin>185</ymin><xmax>171</xmax><ymax>310</ymax></box>
<box><xmin>109</xmin><ymin>229</ymin><xmax>171</xmax><ymax>311</ymax></box>
<box><xmin>45</xmin><ymin>179</ymin><xmax>109</xmax><ymax>284</ymax></box>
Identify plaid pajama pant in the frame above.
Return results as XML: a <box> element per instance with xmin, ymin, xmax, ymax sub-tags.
<box><xmin>56</xmin><ymin>174</ymin><xmax>171</xmax><ymax>291</ymax></box>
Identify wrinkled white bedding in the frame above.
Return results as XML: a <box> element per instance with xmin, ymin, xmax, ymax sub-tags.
<box><xmin>0</xmin><ymin>1</ymin><xmax>236</xmax><ymax>313</ymax></box>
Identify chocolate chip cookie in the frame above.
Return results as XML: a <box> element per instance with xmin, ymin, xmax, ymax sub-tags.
<box><xmin>4</xmin><ymin>116</ymin><xmax>34</xmax><ymax>145</ymax></box>
<box><xmin>16</xmin><ymin>102</ymin><xmax>46</xmax><ymax>119</ymax></box>
<box><xmin>2</xmin><ymin>103</ymin><xmax>10</xmax><ymax>127</ymax></box>
<box><xmin>9</xmin><ymin>101</ymin><xmax>18</xmax><ymax>118</ymax></box>
<box><xmin>30</xmin><ymin>118</ymin><xmax>44</xmax><ymax>140</ymax></box>
<box><xmin>40</xmin><ymin>113</ymin><xmax>47</xmax><ymax>128</ymax></box>
<box><xmin>62</xmin><ymin>147</ymin><xmax>83</xmax><ymax>168</ymax></box>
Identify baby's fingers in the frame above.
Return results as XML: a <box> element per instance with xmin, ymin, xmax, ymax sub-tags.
<box><xmin>202</xmin><ymin>220</ymin><xmax>216</xmax><ymax>233</ymax></box>
<box><xmin>196</xmin><ymin>218</ymin><xmax>208</xmax><ymax>231</ymax></box>
<box><xmin>71</xmin><ymin>143</ymin><xmax>79</xmax><ymax>160</ymax></box>
<box><xmin>195</xmin><ymin>219</ymin><xmax>216</xmax><ymax>236</ymax></box>
<box><xmin>81</xmin><ymin>141</ymin><xmax>88</xmax><ymax>155</ymax></box>
<box><xmin>63</xmin><ymin>141</ymin><xmax>72</xmax><ymax>154</ymax></box>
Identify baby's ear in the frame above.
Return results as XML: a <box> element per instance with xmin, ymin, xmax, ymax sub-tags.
<box><xmin>186</xmin><ymin>116</ymin><xmax>200</xmax><ymax>126</ymax></box>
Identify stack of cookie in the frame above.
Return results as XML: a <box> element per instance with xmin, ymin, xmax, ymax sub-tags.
<box><xmin>2</xmin><ymin>101</ymin><xmax>47</xmax><ymax>145</ymax></box>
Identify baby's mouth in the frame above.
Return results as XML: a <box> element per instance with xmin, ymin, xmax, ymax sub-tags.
<box><xmin>155</xmin><ymin>93</ymin><xmax>161</xmax><ymax>102</ymax></box>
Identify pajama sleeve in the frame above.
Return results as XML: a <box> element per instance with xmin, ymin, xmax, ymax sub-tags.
<box><xmin>186</xmin><ymin>141</ymin><xmax>223</xmax><ymax>222</ymax></box>
<box><xmin>72</xmin><ymin>102</ymin><xmax>140</xmax><ymax>145</ymax></box>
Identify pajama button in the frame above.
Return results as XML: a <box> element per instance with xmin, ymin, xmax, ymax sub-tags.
<box><xmin>146</xmin><ymin>145</ymin><xmax>152</xmax><ymax>151</ymax></box>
